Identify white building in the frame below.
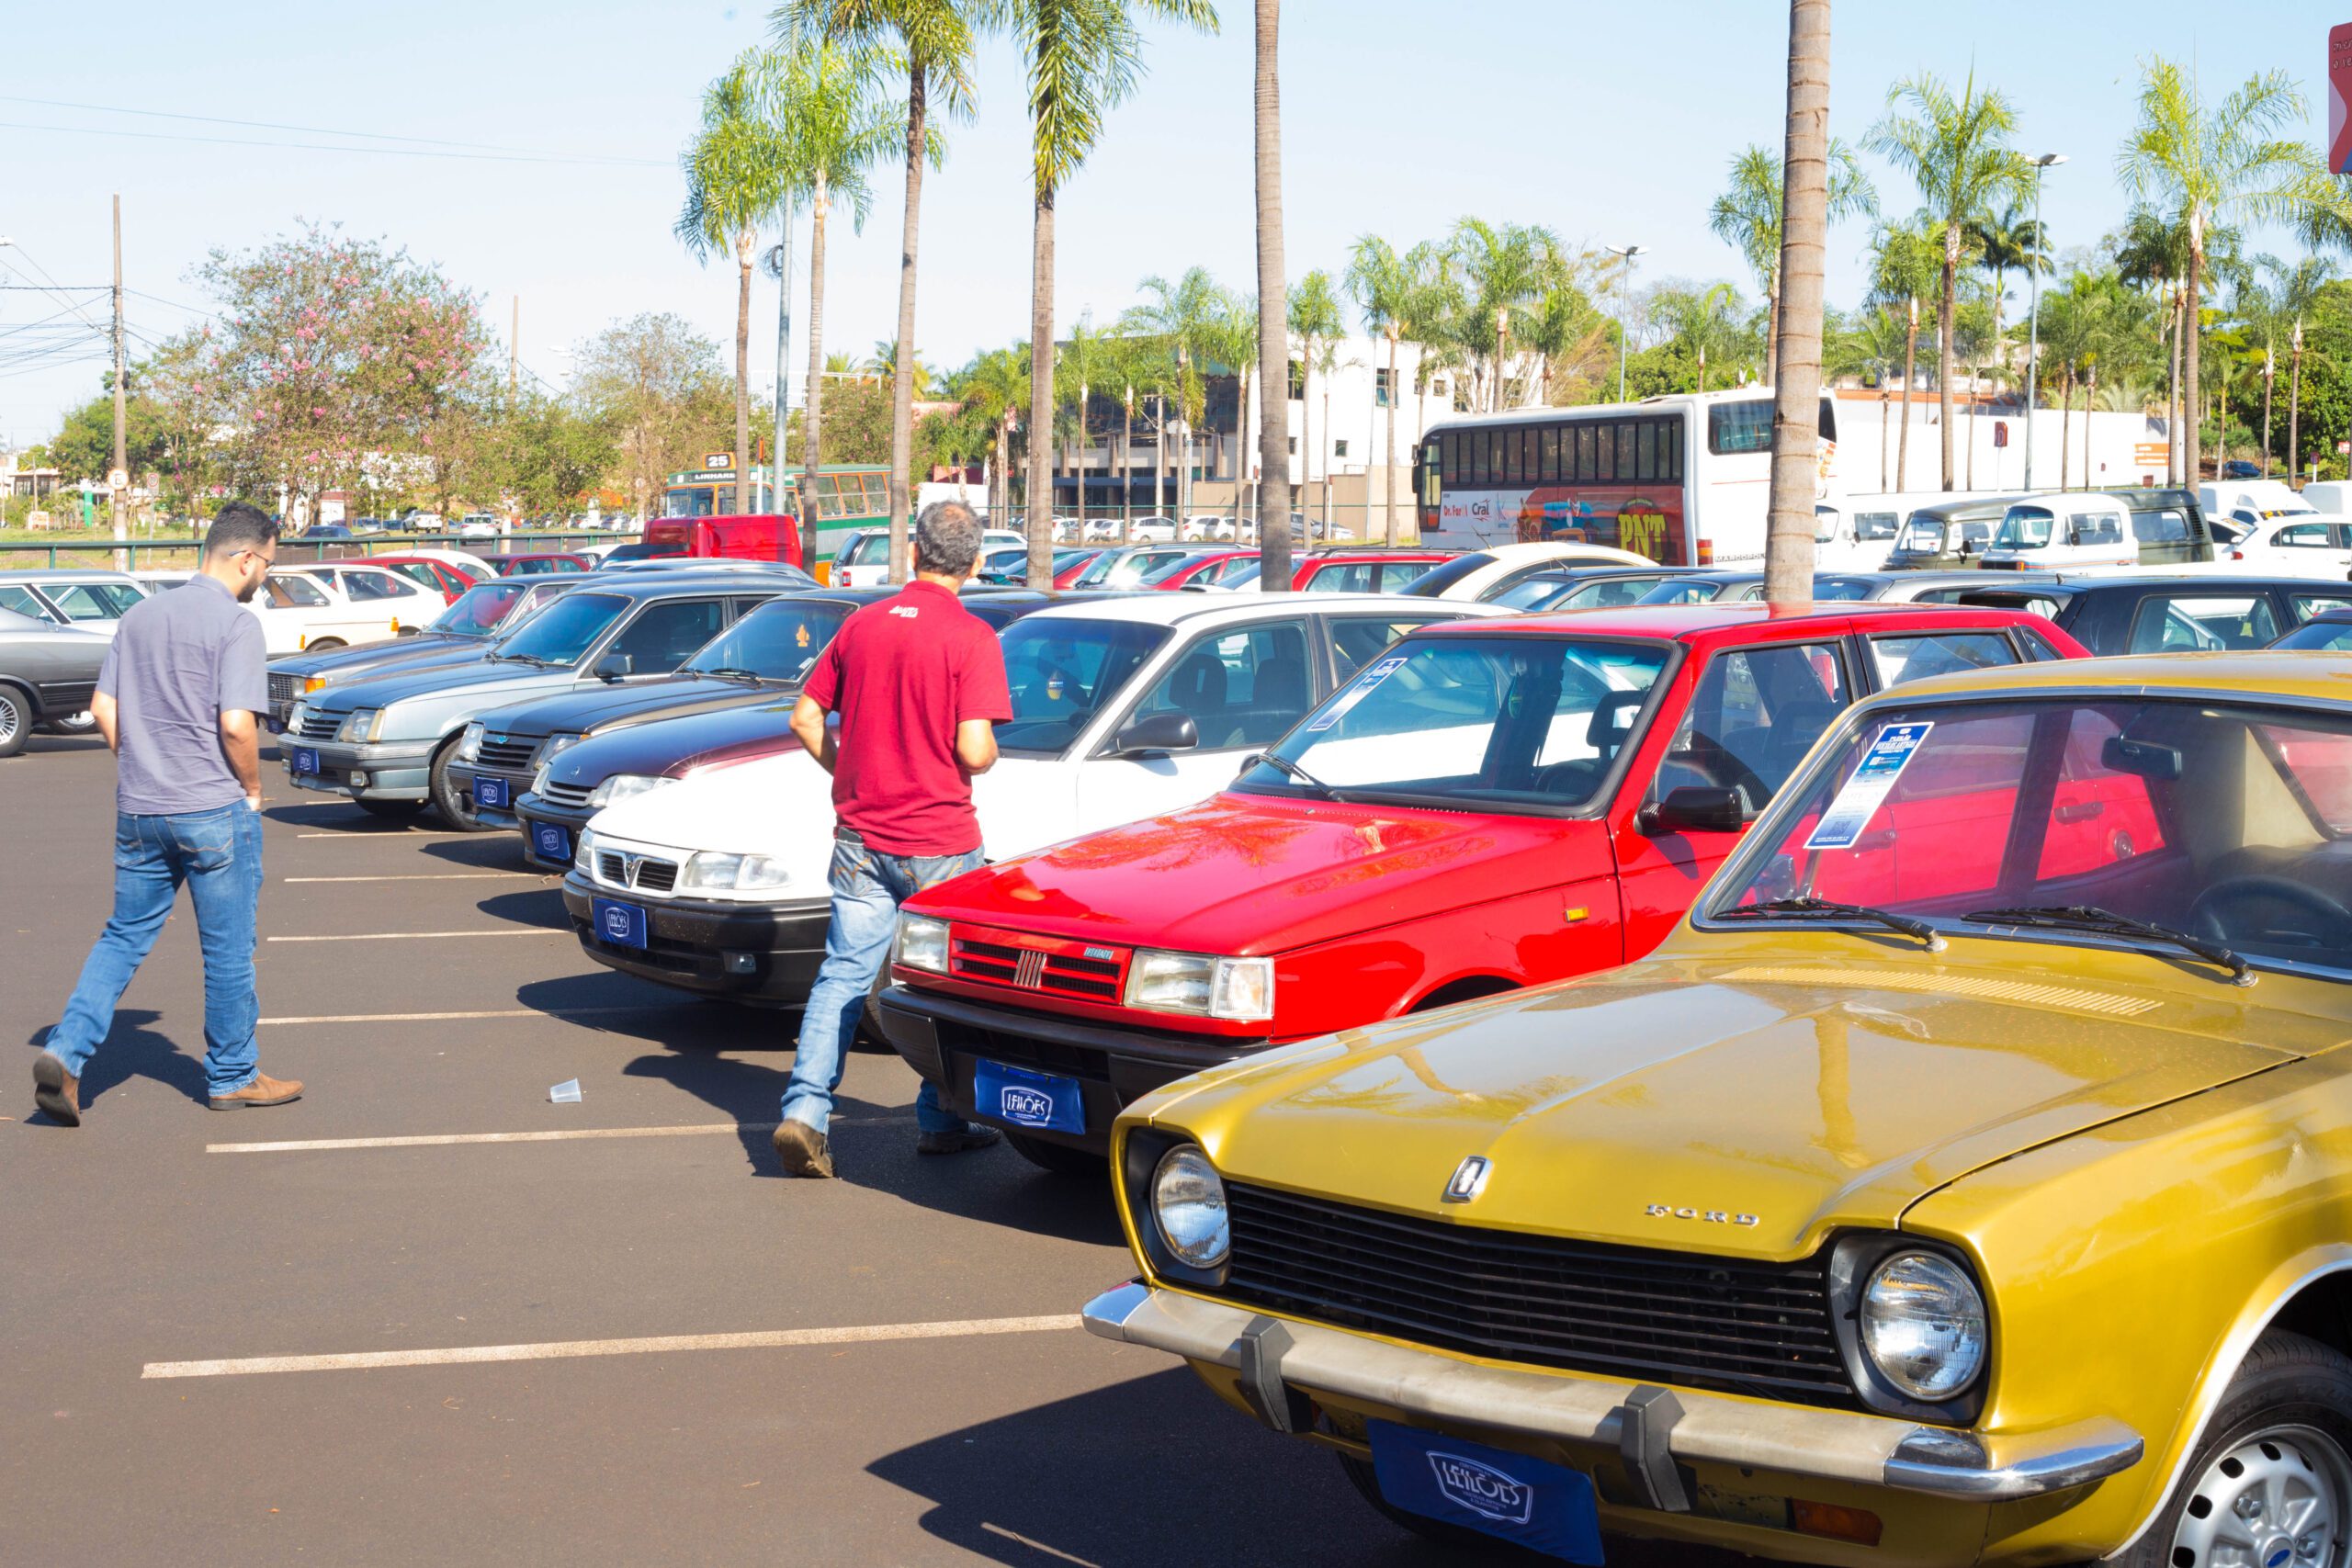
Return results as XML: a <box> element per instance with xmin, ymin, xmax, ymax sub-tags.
<box><xmin>1831</xmin><ymin>391</ymin><xmax>2197</xmax><ymax>496</ymax></box>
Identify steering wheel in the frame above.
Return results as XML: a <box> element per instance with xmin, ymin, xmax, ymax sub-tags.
<box><xmin>2188</xmin><ymin>876</ymin><xmax>2352</xmax><ymax>951</ymax></box>
<box><xmin>1668</xmin><ymin>740</ymin><xmax>1770</xmax><ymax>812</ymax></box>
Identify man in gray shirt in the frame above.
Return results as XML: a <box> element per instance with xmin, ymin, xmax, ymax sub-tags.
<box><xmin>33</xmin><ymin>503</ymin><xmax>305</xmax><ymax>1125</ymax></box>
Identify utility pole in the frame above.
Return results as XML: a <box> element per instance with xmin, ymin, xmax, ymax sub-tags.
<box><xmin>110</xmin><ymin>195</ymin><xmax>128</xmax><ymax>569</ymax></box>
<box><xmin>2024</xmin><ymin>153</ymin><xmax>2065</xmax><ymax>491</ymax></box>
<box><xmin>772</xmin><ymin>217</ymin><xmax>793</xmax><ymax>529</ymax></box>
<box><xmin>510</xmin><ymin>296</ymin><xmax>520</xmax><ymax>396</ymax></box>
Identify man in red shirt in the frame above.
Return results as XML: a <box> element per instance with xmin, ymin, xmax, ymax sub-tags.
<box><xmin>775</xmin><ymin>501</ymin><xmax>1012</xmax><ymax>1178</ymax></box>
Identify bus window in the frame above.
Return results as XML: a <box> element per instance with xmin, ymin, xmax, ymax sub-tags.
<box><xmin>1616</xmin><ymin>423</ymin><xmax>1636</xmax><ymax>479</ymax></box>
<box><xmin>1539</xmin><ymin>425</ymin><xmax>1561</xmax><ymax>482</ymax></box>
<box><xmin>1708</xmin><ymin>399</ymin><xmax>1775</xmax><ymax>455</ymax></box>
<box><xmin>1594</xmin><ymin>424</ymin><xmax>1615</xmax><ymax>482</ymax></box>
<box><xmin>1660</xmin><ymin>415</ymin><xmax>1685</xmax><ymax>480</ymax></box>
<box><xmin>1635</xmin><ymin>423</ymin><xmax>1657</xmax><ymax>482</ymax></box>
<box><xmin>1576</xmin><ymin>424</ymin><xmax>1596</xmax><ymax>484</ymax></box>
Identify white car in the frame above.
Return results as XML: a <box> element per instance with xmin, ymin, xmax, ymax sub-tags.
<box><xmin>1396</xmin><ymin>540</ymin><xmax>1657</xmax><ymax>602</ymax></box>
<box><xmin>1976</xmin><ymin>494</ymin><xmax>2142</xmax><ymax>570</ymax></box>
<box><xmin>831</xmin><ymin>526</ymin><xmax>1026</xmax><ymax>587</ymax></box>
<box><xmin>2216</xmin><ymin>513</ymin><xmax>2352</xmax><ymax>577</ymax></box>
<box><xmin>132</xmin><ymin>568</ymin><xmax>417</xmax><ymax>655</ymax></box>
<box><xmin>456</xmin><ymin>513</ymin><xmax>503</xmax><ymax>539</ymax></box>
<box><xmin>282</xmin><ymin>563</ymin><xmax>445</xmax><ymax>630</ymax></box>
<box><xmin>564</xmin><ymin>593</ymin><xmax>1510</xmax><ymax>1002</ymax></box>
<box><xmin>0</xmin><ymin>570</ymin><xmax>151</xmax><ymax>639</ymax></box>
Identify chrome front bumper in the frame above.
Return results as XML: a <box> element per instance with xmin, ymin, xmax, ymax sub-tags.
<box><xmin>1080</xmin><ymin>1282</ymin><xmax>2143</xmax><ymax>1505</ymax></box>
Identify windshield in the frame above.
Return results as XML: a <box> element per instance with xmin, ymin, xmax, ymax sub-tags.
<box><xmin>994</xmin><ymin>619</ymin><xmax>1171</xmax><ymax>752</ymax></box>
<box><xmin>1496</xmin><ymin>574</ymin><xmax>1671</xmax><ymax>611</ymax></box>
<box><xmin>431</xmin><ymin>581</ymin><xmax>528</xmax><ymax>636</ymax></box>
<box><xmin>1811</xmin><ymin>577</ymin><xmax>1877</xmax><ymax>602</ymax></box>
<box><xmin>684</xmin><ymin>601</ymin><xmax>850</xmax><ymax>680</ymax></box>
<box><xmin>1639</xmin><ymin>578</ymin><xmax>1738</xmax><ymax>605</ymax></box>
<box><xmin>1397</xmin><ymin>552</ymin><xmax>1498</xmax><ymax>598</ymax></box>
<box><xmin>837</xmin><ymin>533</ymin><xmax>885</xmax><ymax>567</ymax></box>
<box><xmin>1140</xmin><ymin>552</ymin><xmax>1223</xmax><ymax>585</ymax></box>
<box><xmin>1078</xmin><ymin>549</ymin><xmax>1185</xmax><ymax>588</ymax></box>
<box><xmin>1711</xmin><ymin>695</ymin><xmax>2352</xmax><ymax>975</ymax></box>
<box><xmin>1991</xmin><ymin>505</ymin><xmax>2056</xmax><ymax>550</ymax></box>
<box><xmin>51</xmin><ymin>581</ymin><xmax>146</xmax><ymax>620</ymax></box>
<box><xmin>2274</xmin><ymin>618</ymin><xmax>2352</xmax><ymax>653</ymax></box>
<box><xmin>1238</xmin><ymin>635</ymin><xmax>1671</xmax><ymax>813</ymax></box>
<box><xmin>492</xmin><ymin>592</ymin><xmax>627</xmax><ymax>666</ymax></box>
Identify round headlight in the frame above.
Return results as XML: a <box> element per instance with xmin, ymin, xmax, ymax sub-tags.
<box><xmin>1860</xmin><ymin>1251</ymin><xmax>1987</xmax><ymax>1402</ymax></box>
<box><xmin>1150</xmin><ymin>1145</ymin><xmax>1229</xmax><ymax>1269</ymax></box>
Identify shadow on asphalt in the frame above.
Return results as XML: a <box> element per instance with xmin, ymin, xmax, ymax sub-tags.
<box><xmin>24</xmin><ymin>1009</ymin><xmax>208</xmax><ymax>1116</ymax></box>
<box><xmin>422</xmin><ymin>836</ymin><xmax>539</xmax><ymax>871</ymax></box>
<box><xmin>474</xmin><ymin>886</ymin><xmax>570</xmax><ymax>930</ymax></box>
<box><xmin>19</xmin><ymin>734</ymin><xmax>108</xmax><ymax>758</ymax></box>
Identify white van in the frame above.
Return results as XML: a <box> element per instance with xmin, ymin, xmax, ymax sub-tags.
<box><xmin>1977</xmin><ymin>494</ymin><xmax>2140</xmax><ymax>570</ymax></box>
<box><xmin>2301</xmin><ymin>481</ymin><xmax>2352</xmax><ymax>515</ymax></box>
<box><xmin>2199</xmin><ymin>480</ymin><xmax>2318</xmax><ymax>534</ymax></box>
<box><xmin>1814</xmin><ymin>491</ymin><xmax>2007</xmax><ymax>570</ymax></box>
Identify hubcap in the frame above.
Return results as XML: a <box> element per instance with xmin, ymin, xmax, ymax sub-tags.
<box><xmin>2174</xmin><ymin>1426</ymin><xmax>2352</xmax><ymax>1568</ymax></box>
<box><xmin>0</xmin><ymin>700</ymin><xmax>18</xmax><ymax>742</ymax></box>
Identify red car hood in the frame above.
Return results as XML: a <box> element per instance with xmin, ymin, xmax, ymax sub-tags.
<box><xmin>920</xmin><ymin>792</ymin><xmax>1609</xmax><ymax>956</ymax></box>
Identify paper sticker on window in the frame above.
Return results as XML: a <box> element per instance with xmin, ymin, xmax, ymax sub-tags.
<box><xmin>1805</xmin><ymin>721</ymin><xmax>1933</xmax><ymax>850</ymax></box>
<box><xmin>1307</xmin><ymin>655</ymin><xmax>1406</xmax><ymax>732</ymax></box>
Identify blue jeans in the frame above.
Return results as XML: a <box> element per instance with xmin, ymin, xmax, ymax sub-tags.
<box><xmin>782</xmin><ymin>838</ymin><xmax>986</xmax><ymax>1137</ymax></box>
<box><xmin>47</xmin><ymin>805</ymin><xmax>265</xmax><ymax>1100</ymax></box>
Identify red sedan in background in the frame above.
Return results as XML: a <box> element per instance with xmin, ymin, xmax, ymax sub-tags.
<box><xmin>364</xmin><ymin>555</ymin><xmax>487</xmax><ymax>603</ymax></box>
<box><xmin>1141</xmin><ymin>549</ymin><xmax>1261</xmax><ymax>591</ymax></box>
<box><xmin>1214</xmin><ymin>547</ymin><xmax>1459</xmax><ymax>593</ymax></box>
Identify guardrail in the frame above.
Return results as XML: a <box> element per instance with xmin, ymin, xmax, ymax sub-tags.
<box><xmin>0</xmin><ymin>531</ymin><xmax>639</xmax><ymax>570</ymax></box>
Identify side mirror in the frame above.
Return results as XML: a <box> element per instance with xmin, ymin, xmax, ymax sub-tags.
<box><xmin>1638</xmin><ymin>785</ymin><xmax>1746</xmax><ymax>836</ymax></box>
<box><xmin>593</xmin><ymin>652</ymin><xmax>634</xmax><ymax>682</ymax></box>
<box><xmin>2067</xmin><ymin>526</ymin><xmax>2084</xmax><ymax>547</ymax></box>
<box><xmin>1114</xmin><ymin>712</ymin><xmax>1198</xmax><ymax>756</ymax></box>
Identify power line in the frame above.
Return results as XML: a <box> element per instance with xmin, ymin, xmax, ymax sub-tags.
<box><xmin>0</xmin><ymin>92</ymin><xmax>669</xmax><ymax>165</ymax></box>
<box><xmin>0</xmin><ymin>117</ymin><xmax>669</xmax><ymax>168</ymax></box>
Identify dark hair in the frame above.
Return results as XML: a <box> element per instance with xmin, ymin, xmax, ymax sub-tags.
<box><xmin>205</xmin><ymin>502</ymin><xmax>280</xmax><ymax>561</ymax></box>
<box><xmin>912</xmin><ymin>500</ymin><xmax>984</xmax><ymax>576</ymax></box>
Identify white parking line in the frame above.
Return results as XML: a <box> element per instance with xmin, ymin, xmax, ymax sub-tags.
<box><xmin>208</xmin><ymin>1117</ymin><xmax>905</xmax><ymax>1154</ymax></box>
<box><xmin>259</xmin><ymin>1006</ymin><xmax>671</xmax><ymax>1026</ymax></box>
<box><xmin>265</xmin><ymin>930</ymin><xmax>565</xmax><ymax>942</ymax></box>
<box><xmin>292</xmin><ymin>830</ymin><xmax>473</xmax><ymax>840</ymax></box>
<box><xmin>141</xmin><ymin>1314</ymin><xmax>1082</xmax><ymax>1379</ymax></box>
<box><xmin>283</xmin><ymin>873</ymin><xmax>536</xmax><ymax>884</ymax></box>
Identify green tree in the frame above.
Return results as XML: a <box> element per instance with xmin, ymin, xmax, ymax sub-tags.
<box><xmin>1867</xmin><ymin>216</ymin><xmax>1942</xmax><ymax>491</ymax></box>
<box><xmin>571</xmin><ymin>312</ymin><xmax>737</xmax><ymax>520</ymax></box>
<box><xmin>1706</xmin><ymin>137</ymin><xmax>1873</xmax><ymax>385</ymax></box>
<box><xmin>991</xmin><ymin>0</ymin><xmax>1220</xmax><ymax>581</ymax></box>
<box><xmin>1449</xmin><ymin>218</ymin><xmax>1560</xmax><ymax>412</ymax></box>
<box><xmin>1963</xmin><ymin>197</ymin><xmax>2046</xmax><ymax>409</ymax></box>
<box><xmin>777</xmin><ymin>0</ymin><xmax>978</xmax><ymax>578</ymax></box>
<box><xmin>1343</xmin><ymin>235</ymin><xmax>1415</xmax><ymax>544</ymax></box>
<box><xmin>1121</xmin><ymin>266</ymin><xmax>1227</xmax><ymax>525</ymax></box>
<box><xmin>2118</xmin><ymin>56</ymin><xmax>2346</xmax><ymax>484</ymax></box>
<box><xmin>1868</xmin><ymin>68</ymin><xmax>2026</xmax><ymax>490</ymax></box>
<box><xmin>1286</xmin><ymin>267</ymin><xmax>1342</xmax><ymax>520</ymax></box>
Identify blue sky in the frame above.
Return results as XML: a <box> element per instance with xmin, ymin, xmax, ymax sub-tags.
<box><xmin>1</xmin><ymin>0</ymin><xmax>2337</xmax><ymax>446</ymax></box>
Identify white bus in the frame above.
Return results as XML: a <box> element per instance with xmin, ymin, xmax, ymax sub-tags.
<box><xmin>1413</xmin><ymin>389</ymin><xmax>1840</xmax><ymax>568</ymax></box>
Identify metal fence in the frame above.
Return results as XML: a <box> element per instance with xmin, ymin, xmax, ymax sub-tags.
<box><xmin>0</xmin><ymin>531</ymin><xmax>636</xmax><ymax>570</ymax></box>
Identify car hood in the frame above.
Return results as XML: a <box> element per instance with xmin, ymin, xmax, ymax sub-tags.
<box><xmin>311</xmin><ymin>657</ymin><xmax>559</xmax><ymax>713</ymax></box>
<box><xmin>590</xmin><ymin>749</ymin><xmax>832</xmax><ymax>854</ymax></box>
<box><xmin>914</xmin><ymin>792</ymin><xmax>1613</xmax><ymax>957</ymax></box>
<box><xmin>543</xmin><ymin>701</ymin><xmax>801</xmax><ymax>788</ymax></box>
<box><xmin>471</xmin><ymin>675</ymin><xmax>791</xmax><ymax>741</ymax></box>
<box><xmin>1155</xmin><ymin>945</ymin><xmax>2313</xmax><ymax>1258</ymax></box>
<box><xmin>271</xmin><ymin>632</ymin><xmax>479</xmax><ymax>677</ymax></box>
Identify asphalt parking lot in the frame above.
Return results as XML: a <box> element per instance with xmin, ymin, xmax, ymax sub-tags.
<box><xmin>1</xmin><ymin>733</ymin><xmax>1736</xmax><ymax>1567</ymax></box>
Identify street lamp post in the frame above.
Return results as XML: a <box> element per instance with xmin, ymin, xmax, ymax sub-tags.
<box><xmin>2023</xmin><ymin>152</ymin><xmax>2065</xmax><ymax>491</ymax></box>
<box><xmin>1605</xmin><ymin>244</ymin><xmax>1645</xmax><ymax>403</ymax></box>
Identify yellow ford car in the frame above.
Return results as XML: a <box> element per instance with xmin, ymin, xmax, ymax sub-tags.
<box><xmin>1086</xmin><ymin>651</ymin><xmax>2352</xmax><ymax>1567</ymax></box>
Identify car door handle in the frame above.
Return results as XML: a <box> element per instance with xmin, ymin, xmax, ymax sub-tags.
<box><xmin>2055</xmin><ymin>800</ymin><xmax>2105</xmax><ymax>824</ymax></box>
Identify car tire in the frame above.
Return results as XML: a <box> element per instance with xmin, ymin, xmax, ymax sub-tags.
<box><xmin>356</xmin><ymin>799</ymin><xmax>428</xmax><ymax>821</ymax></box>
<box><xmin>305</xmin><ymin>637</ymin><xmax>345</xmax><ymax>651</ymax></box>
<box><xmin>1003</xmin><ymin>1131</ymin><xmax>1106</xmax><ymax>1179</ymax></box>
<box><xmin>1337</xmin><ymin>1453</ymin><xmax>1526</xmax><ymax>1559</ymax></box>
<box><xmin>41</xmin><ymin>708</ymin><xmax>98</xmax><ymax>736</ymax></box>
<box><xmin>427</xmin><ymin>736</ymin><xmax>491</xmax><ymax>831</ymax></box>
<box><xmin>2109</xmin><ymin>1329</ymin><xmax>2352</xmax><ymax>1568</ymax></box>
<box><xmin>0</xmin><ymin>686</ymin><xmax>29</xmax><ymax>759</ymax></box>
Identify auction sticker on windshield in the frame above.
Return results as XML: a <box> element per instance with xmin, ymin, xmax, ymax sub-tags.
<box><xmin>1805</xmin><ymin>721</ymin><xmax>1932</xmax><ymax>851</ymax></box>
<box><xmin>1306</xmin><ymin>655</ymin><xmax>1407</xmax><ymax>732</ymax></box>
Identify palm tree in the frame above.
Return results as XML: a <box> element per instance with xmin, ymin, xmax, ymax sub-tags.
<box><xmin>993</xmin><ymin>0</ymin><xmax>1220</xmax><ymax>584</ymax></box>
<box><xmin>1252</xmin><ymin>0</ymin><xmax>1290</xmax><ymax>587</ymax></box>
<box><xmin>1868</xmin><ymin>217</ymin><xmax>1940</xmax><ymax>491</ymax></box>
<box><xmin>2119</xmin><ymin>57</ymin><xmax>2344</xmax><ymax>485</ymax></box>
<box><xmin>1764</xmin><ymin>0</ymin><xmax>1832</xmax><ymax>605</ymax></box>
<box><xmin>2262</xmin><ymin>255</ymin><xmax>2338</xmax><ymax>481</ymax></box>
<box><xmin>1342</xmin><ymin>235</ymin><xmax>1412</xmax><ymax>545</ymax></box>
<box><xmin>1652</xmin><ymin>284</ymin><xmax>1752</xmax><ymax>391</ymax></box>
<box><xmin>957</xmin><ymin>343</ymin><xmax>1028</xmax><ymax>523</ymax></box>
<box><xmin>1708</xmin><ymin>138</ymin><xmax>1874</xmax><ymax>386</ymax></box>
<box><xmin>2035</xmin><ymin>282</ymin><xmax>2097</xmax><ymax>490</ymax></box>
<box><xmin>1057</xmin><ymin>314</ymin><xmax>1116</xmax><ymax>520</ymax></box>
<box><xmin>776</xmin><ymin>0</ymin><xmax>977</xmax><ymax>581</ymax></box>
<box><xmin>1449</xmin><ymin>219</ymin><xmax>1560</xmax><ymax>411</ymax></box>
<box><xmin>863</xmin><ymin>339</ymin><xmax>933</xmax><ymax>395</ymax></box>
<box><xmin>1121</xmin><ymin>267</ymin><xmax>1226</xmax><ymax>527</ymax></box>
<box><xmin>766</xmin><ymin>39</ymin><xmax>898</xmax><ymax>508</ymax></box>
<box><xmin>675</xmin><ymin>51</ymin><xmax>796</xmax><ymax>515</ymax></box>
<box><xmin>1204</xmin><ymin>287</ymin><xmax>1258</xmax><ymax>532</ymax></box>
<box><xmin>1287</xmin><ymin>268</ymin><xmax>1342</xmax><ymax>526</ymax></box>
<box><xmin>1868</xmin><ymin>68</ymin><xmax>2026</xmax><ymax>491</ymax></box>
<box><xmin>1965</xmin><ymin>198</ymin><xmax>2045</xmax><ymax>441</ymax></box>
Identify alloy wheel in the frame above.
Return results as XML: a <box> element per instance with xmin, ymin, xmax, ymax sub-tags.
<box><xmin>2172</xmin><ymin>1424</ymin><xmax>2352</xmax><ymax>1568</ymax></box>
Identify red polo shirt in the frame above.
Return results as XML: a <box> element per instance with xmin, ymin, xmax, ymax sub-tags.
<box><xmin>801</xmin><ymin>580</ymin><xmax>1012</xmax><ymax>857</ymax></box>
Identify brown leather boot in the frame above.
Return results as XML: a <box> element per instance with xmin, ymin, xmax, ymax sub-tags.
<box><xmin>209</xmin><ymin>1072</ymin><xmax>304</xmax><ymax>1111</ymax></box>
<box><xmin>32</xmin><ymin>1051</ymin><xmax>79</xmax><ymax>1127</ymax></box>
<box><xmin>772</xmin><ymin>1119</ymin><xmax>834</xmax><ymax>1179</ymax></box>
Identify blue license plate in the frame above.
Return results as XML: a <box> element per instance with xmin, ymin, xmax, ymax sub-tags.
<box><xmin>291</xmin><ymin>747</ymin><xmax>321</xmax><ymax>776</ymax></box>
<box><xmin>592</xmin><ymin>897</ymin><xmax>648</xmax><ymax>950</ymax></box>
<box><xmin>1367</xmin><ymin>1420</ymin><xmax>1602</xmax><ymax>1562</ymax></box>
<box><xmin>530</xmin><ymin>821</ymin><xmax>571</xmax><ymax>862</ymax></box>
<box><xmin>972</xmin><ymin>1059</ymin><xmax>1087</xmax><ymax>1134</ymax></box>
<box><xmin>473</xmin><ymin>775</ymin><xmax>511</xmax><ymax>809</ymax></box>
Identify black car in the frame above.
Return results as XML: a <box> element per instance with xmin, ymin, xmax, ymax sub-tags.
<box><xmin>1926</xmin><ymin>574</ymin><xmax>2352</xmax><ymax>655</ymax></box>
<box><xmin>264</xmin><ymin>576</ymin><xmax>580</xmax><ymax>730</ymax></box>
<box><xmin>2270</xmin><ymin>607</ymin><xmax>2352</xmax><ymax>651</ymax></box>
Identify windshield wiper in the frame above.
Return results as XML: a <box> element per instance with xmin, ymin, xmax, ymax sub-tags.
<box><xmin>1716</xmin><ymin>897</ymin><xmax>1946</xmax><ymax>951</ymax></box>
<box><xmin>695</xmin><ymin>666</ymin><xmax>765</xmax><ymax>683</ymax></box>
<box><xmin>492</xmin><ymin>651</ymin><xmax>549</xmax><ymax>667</ymax></box>
<box><xmin>1249</xmin><ymin>751</ymin><xmax>1340</xmax><ymax>798</ymax></box>
<box><xmin>1961</xmin><ymin>905</ymin><xmax>2252</xmax><ymax>987</ymax></box>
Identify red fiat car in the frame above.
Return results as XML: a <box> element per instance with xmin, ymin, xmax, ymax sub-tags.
<box><xmin>876</xmin><ymin>602</ymin><xmax>2086</xmax><ymax>1170</ymax></box>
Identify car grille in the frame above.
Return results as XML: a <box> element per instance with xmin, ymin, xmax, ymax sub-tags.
<box><xmin>539</xmin><ymin>777</ymin><xmax>594</xmax><ymax>811</ymax></box>
<box><xmin>476</xmin><ymin>736</ymin><xmax>539</xmax><ymax>772</ymax></box>
<box><xmin>268</xmin><ymin>671</ymin><xmax>301</xmax><ymax>705</ymax></box>
<box><xmin>597</xmin><ymin>852</ymin><xmax>678</xmax><ymax>894</ymax></box>
<box><xmin>1213</xmin><ymin>1183</ymin><xmax>1859</xmax><ymax>1409</ymax></box>
<box><xmin>296</xmin><ymin>710</ymin><xmax>341</xmax><ymax>740</ymax></box>
<box><xmin>948</xmin><ymin>926</ymin><xmax>1127</xmax><ymax>1002</ymax></box>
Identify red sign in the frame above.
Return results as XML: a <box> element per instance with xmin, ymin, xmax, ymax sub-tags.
<box><xmin>2334</xmin><ymin>22</ymin><xmax>2352</xmax><ymax>175</ymax></box>
<box><xmin>1992</xmin><ymin>420</ymin><xmax>2009</xmax><ymax>449</ymax></box>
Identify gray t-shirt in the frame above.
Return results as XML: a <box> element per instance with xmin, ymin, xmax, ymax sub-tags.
<box><xmin>97</xmin><ymin>574</ymin><xmax>269</xmax><ymax>815</ymax></box>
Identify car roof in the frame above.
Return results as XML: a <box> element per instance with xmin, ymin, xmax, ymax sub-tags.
<box><xmin>1016</xmin><ymin>591</ymin><xmax>1507</xmax><ymax>628</ymax></box>
<box><xmin>1419</xmin><ymin>600</ymin><xmax>2048</xmax><ymax>644</ymax></box>
<box><xmin>0</xmin><ymin>568</ymin><xmax>142</xmax><ymax>582</ymax></box>
<box><xmin>1877</xmin><ymin>650</ymin><xmax>2352</xmax><ymax>706</ymax></box>
<box><xmin>535</xmin><ymin>570</ymin><xmax>810</xmax><ymax>602</ymax></box>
